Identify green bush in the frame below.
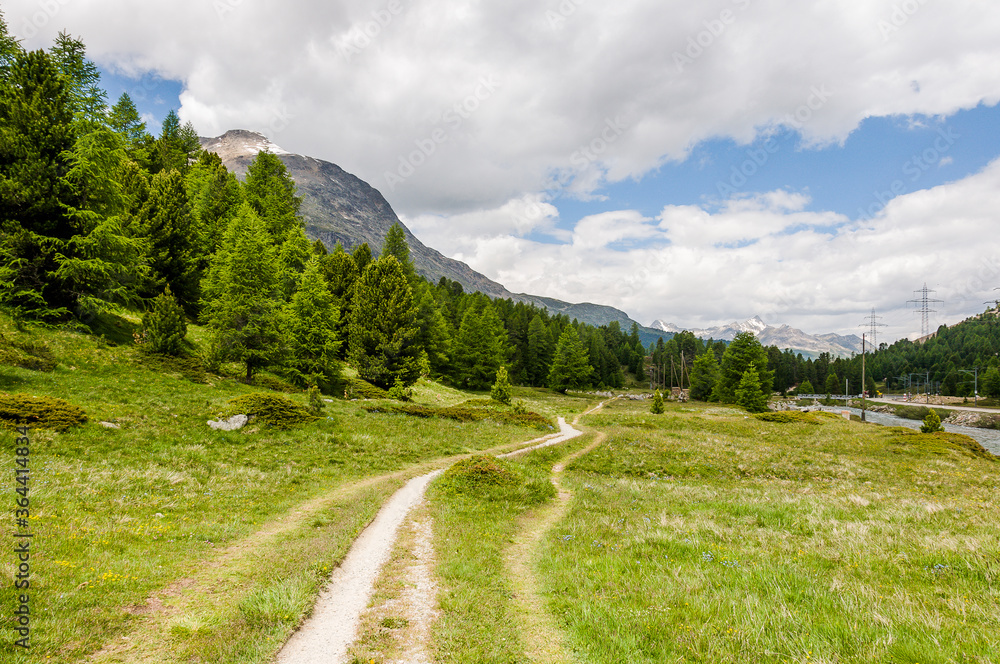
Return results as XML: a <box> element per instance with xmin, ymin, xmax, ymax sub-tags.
<box><xmin>0</xmin><ymin>393</ymin><xmax>88</xmax><ymax>431</ymax></box>
<box><xmin>435</xmin><ymin>455</ymin><xmax>555</xmax><ymax>504</ymax></box>
<box><xmin>920</xmin><ymin>410</ymin><xmax>944</xmax><ymax>433</ymax></box>
<box><xmin>361</xmin><ymin>402</ymin><xmax>554</xmax><ymax>430</ymax></box>
<box><xmin>755</xmin><ymin>411</ymin><xmax>824</xmax><ymax>425</ymax></box>
<box><xmin>0</xmin><ymin>334</ymin><xmax>58</xmax><ymax>372</ymax></box>
<box><xmin>221</xmin><ymin>393</ymin><xmax>317</xmax><ymax>429</ymax></box>
<box><xmin>490</xmin><ymin>367</ymin><xmax>512</xmax><ymax>405</ymax></box>
<box><xmin>140</xmin><ymin>287</ymin><xmax>187</xmax><ymax>356</ymax></box>
<box><xmin>388</xmin><ymin>378</ymin><xmax>413</xmax><ymax>402</ymax></box>
<box><xmin>349</xmin><ymin>378</ymin><xmax>390</xmax><ymax>400</ymax></box>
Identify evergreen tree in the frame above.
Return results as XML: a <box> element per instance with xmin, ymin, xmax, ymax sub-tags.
<box><xmin>983</xmin><ymin>366</ymin><xmax>1000</xmax><ymax>400</ymax></box>
<box><xmin>920</xmin><ymin>409</ymin><xmax>944</xmax><ymax>433</ymax></box>
<box><xmin>201</xmin><ymin>203</ymin><xmax>284</xmax><ymax>383</ymax></box>
<box><xmin>0</xmin><ymin>10</ymin><xmax>22</xmax><ymax>78</ymax></box>
<box><xmin>243</xmin><ymin>150</ymin><xmax>300</xmax><ymax>240</ymax></box>
<box><xmin>548</xmin><ymin>325</ymin><xmax>592</xmax><ymax>393</ymax></box>
<box><xmin>651</xmin><ymin>389</ymin><xmax>664</xmax><ymax>414</ymax></box>
<box><xmin>825</xmin><ymin>372</ymin><xmax>840</xmax><ymax>397</ymax></box>
<box><xmin>285</xmin><ymin>256</ymin><xmax>341</xmax><ymax>390</ymax></box>
<box><xmin>141</xmin><ymin>286</ymin><xmax>187</xmax><ymax>356</ymax></box>
<box><xmin>689</xmin><ymin>352</ymin><xmax>720</xmax><ymax>401</ymax></box>
<box><xmin>139</xmin><ymin>169</ymin><xmax>198</xmax><ymax>312</ymax></box>
<box><xmin>452</xmin><ymin>299</ymin><xmax>507</xmax><ymax>389</ymax></box>
<box><xmin>49</xmin><ymin>32</ymin><xmax>106</xmax><ymax>127</ymax></box>
<box><xmin>413</xmin><ymin>283</ymin><xmax>452</xmax><ymax>375</ymax></box>
<box><xmin>152</xmin><ymin>110</ymin><xmax>189</xmax><ymax>173</ymax></box>
<box><xmin>711</xmin><ymin>332</ymin><xmax>773</xmax><ymax>403</ymax></box>
<box><xmin>735</xmin><ymin>363</ymin><xmax>769</xmax><ymax>413</ymax></box>
<box><xmin>348</xmin><ymin>256</ymin><xmax>422</xmax><ymax>389</ymax></box>
<box><xmin>108</xmin><ymin>92</ymin><xmax>148</xmax><ymax>151</ymax></box>
<box><xmin>491</xmin><ymin>366</ymin><xmax>513</xmax><ymax>405</ymax></box>
<box><xmin>381</xmin><ymin>222</ymin><xmax>417</xmax><ymax>283</ymax></box>
<box><xmin>185</xmin><ymin>150</ymin><xmax>241</xmax><ymax>268</ymax></box>
<box><xmin>797</xmin><ymin>379</ymin><xmax>815</xmax><ymax>395</ymax></box>
<box><xmin>526</xmin><ymin>314</ymin><xmax>554</xmax><ymax>387</ymax></box>
<box><xmin>320</xmin><ymin>249</ymin><xmax>360</xmax><ymax>358</ymax></box>
<box><xmin>941</xmin><ymin>370</ymin><xmax>958</xmax><ymax>397</ymax></box>
<box><xmin>352</xmin><ymin>242</ymin><xmax>373</xmax><ymax>273</ymax></box>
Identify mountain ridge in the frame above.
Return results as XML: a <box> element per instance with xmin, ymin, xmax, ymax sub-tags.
<box><xmin>651</xmin><ymin>316</ymin><xmax>863</xmax><ymax>357</ymax></box>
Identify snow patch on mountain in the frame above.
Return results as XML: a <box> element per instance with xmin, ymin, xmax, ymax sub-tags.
<box><xmin>650</xmin><ymin>316</ymin><xmax>862</xmax><ymax>357</ymax></box>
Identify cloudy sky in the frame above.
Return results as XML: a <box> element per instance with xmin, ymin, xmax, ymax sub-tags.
<box><xmin>6</xmin><ymin>0</ymin><xmax>1000</xmax><ymax>341</ymax></box>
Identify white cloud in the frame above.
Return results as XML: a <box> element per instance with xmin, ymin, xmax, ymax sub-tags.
<box><xmin>5</xmin><ymin>0</ymin><xmax>1000</xmax><ymax>214</ymax></box>
<box><xmin>407</xmin><ymin>159</ymin><xmax>1000</xmax><ymax>337</ymax></box>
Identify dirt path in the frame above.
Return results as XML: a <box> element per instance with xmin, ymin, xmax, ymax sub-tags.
<box><xmin>274</xmin><ymin>413</ymin><xmax>597</xmax><ymax>664</ymax></box>
<box><xmin>503</xmin><ymin>402</ymin><xmax>610</xmax><ymax>663</ymax></box>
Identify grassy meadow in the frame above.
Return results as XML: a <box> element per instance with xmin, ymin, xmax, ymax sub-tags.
<box><xmin>0</xmin><ymin>314</ymin><xmax>563</xmax><ymax>663</ymax></box>
<box><xmin>536</xmin><ymin>399</ymin><xmax>1000</xmax><ymax>663</ymax></box>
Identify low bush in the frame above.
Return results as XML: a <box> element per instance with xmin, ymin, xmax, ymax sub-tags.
<box><xmin>755</xmin><ymin>411</ymin><xmax>824</xmax><ymax>425</ymax></box>
<box><xmin>349</xmin><ymin>378</ymin><xmax>390</xmax><ymax>400</ymax></box>
<box><xmin>434</xmin><ymin>455</ymin><xmax>555</xmax><ymax>504</ymax></box>
<box><xmin>220</xmin><ymin>393</ymin><xmax>317</xmax><ymax>429</ymax></box>
<box><xmin>361</xmin><ymin>402</ymin><xmax>554</xmax><ymax>430</ymax></box>
<box><xmin>0</xmin><ymin>393</ymin><xmax>88</xmax><ymax>430</ymax></box>
<box><xmin>0</xmin><ymin>334</ymin><xmax>58</xmax><ymax>372</ymax></box>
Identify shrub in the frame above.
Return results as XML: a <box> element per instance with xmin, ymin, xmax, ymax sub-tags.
<box><xmin>306</xmin><ymin>386</ymin><xmax>325</xmax><ymax>417</ymax></box>
<box><xmin>920</xmin><ymin>409</ymin><xmax>944</xmax><ymax>434</ymax></box>
<box><xmin>349</xmin><ymin>378</ymin><xmax>390</xmax><ymax>400</ymax></box>
<box><xmin>0</xmin><ymin>393</ymin><xmax>88</xmax><ymax>430</ymax></box>
<box><xmin>490</xmin><ymin>367</ymin><xmax>512</xmax><ymax>405</ymax></box>
<box><xmin>221</xmin><ymin>393</ymin><xmax>316</xmax><ymax>428</ymax></box>
<box><xmin>435</xmin><ymin>455</ymin><xmax>555</xmax><ymax>504</ymax></box>
<box><xmin>388</xmin><ymin>378</ymin><xmax>414</xmax><ymax>402</ymax></box>
<box><xmin>650</xmin><ymin>390</ymin><xmax>664</xmax><ymax>414</ymax></box>
<box><xmin>361</xmin><ymin>402</ymin><xmax>554</xmax><ymax>430</ymax></box>
<box><xmin>140</xmin><ymin>287</ymin><xmax>187</xmax><ymax>356</ymax></box>
<box><xmin>755</xmin><ymin>411</ymin><xmax>823</xmax><ymax>425</ymax></box>
<box><xmin>0</xmin><ymin>334</ymin><xmax>58</xmax><ymax>372</ymax></box>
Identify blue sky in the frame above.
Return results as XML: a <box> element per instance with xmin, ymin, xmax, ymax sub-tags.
<box><xmin>10</xmin><ymin>0</ymin><xmax>1000</xmax><ymax>340</ymax></box>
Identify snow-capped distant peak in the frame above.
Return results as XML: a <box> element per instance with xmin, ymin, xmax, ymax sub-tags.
<box><xmin>736</xmin><ymin>315</ymin><xmax>767</xmax><ymax>335</ymax></box>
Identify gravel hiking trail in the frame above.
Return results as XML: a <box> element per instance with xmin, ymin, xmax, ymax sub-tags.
<box><xmin>275</xmin><ymin>413</ymin><xmax>591</xmax><ymax>664</ymax></box>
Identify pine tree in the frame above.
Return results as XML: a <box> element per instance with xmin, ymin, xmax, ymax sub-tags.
<box><xmin>983</xmin><ymin>367</ymin><xmax>1000</xmax><ymax>400</ymax></box>
<box><xmin>108</xmin><ymin>92</ymin><xmax>148</xmax><ymax>150</ymax></box>
<box><xmin>49</xmin><ymin>32</ymin><xmax>106</xmax><ymax>128</ymax></box>
<box><xmin>548</xmin><ymin>325</ymin><xmax>592</xmax><ymax>393</ymax></box>
<box><xmin>139</xmin><ymin>169</ymin><xmax>198</xmax><ymax>312</ymax></box>
<box><xmin>689</xmin><ymin>352</ymin><xmax>720</xmax><ymax>401</ymax></box>
<box><xmin>348</xmin><ymin>256</ymin><xmax>422</xmax><ymax>389</ymax></box>
<box><xmin>152</xmin><ymin>110</ymin><xmax>189</xmax><ymax>173</ymax></box>
<box><xmin>319</xmin><ymin>249</ymin><xmax>360</xmax><ymax>358</ymax></box>
<box><xmin>141</xmin><ymin>286</ymin><xmax>187</xmax><ymax>356</ymax></box>
<box><xmin>285</xmin><ymin>256</ymin><xmax>341</xmax><ymax>390</ymax></box>
<box><xmin>0</xmin><ymin>10</ymin><xmax>22</xmax><ymax>78</ymax></box>
<box><xmin>651</xmin><ymin>389</ymin><xmax>664</xmax><ymax>414</ymax></box>
<box><xmin>491</xmin><ymin>366</ymin><xmax>513</xmax><ymax>405</ymax></box>
<box><xmin>920</xmin><ymin>409</ymin><xmax>944</xmax><ymax>433</ymax></box>
<box><xmin>797</xmin><ymin>379</ymin><xmax>815</xmax><ymax>395</ymax></box>
<box><xmin>352</xmin><ymin>242</ymin><xmax>373</xmax><ymax>273</ymax></box>
<box><xmin>735</xmin><ymin>363</ymin><xmax>769</xmax><ymax>413</ymax></box>
<box><xmin>452</xmin><ymin>299</ymin><xmax>508</xmax><ymax>390</ymax></box>
<box><xmin>201</xmin><ymin>203</ymin><xmax>284</xmax><ymax>383</ymax></box>
<box><xmin>526</xmin><ymin>314</ymin><xmax>554</xmax><ymax>387</ymax></box>
<box><xmin>381</xmin><ymin>223</ymin><xmax>417</xmax><ymax>284</ymax></box>
<box><xmin>243</xmin><ymin>150</ymin><xmax>300</xmax><ymax>240</ymax></box>
<box><xmin>185</xmin><ymin>150</ymin><xmax>241</xmax><ymax>270</ymax></box>
<box><xmin>824</xmin><ymin>373</ymin><xmax>840</xmax><ymax>397</ymax></box>
<box><xmin>711</xmin><ymin>332</ymin><xmax>773</xmax><ymax>403</ymax></box>
<box><xmin>413</xmin><ymin>283</ymin><xmax>452</xmax><ymax>375</ymax></box>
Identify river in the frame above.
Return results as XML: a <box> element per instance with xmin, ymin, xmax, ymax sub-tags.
<box><xmin>819</xmin><ymin>406</ymin><xmax>1000</xmax><ymax>457</ymax></box>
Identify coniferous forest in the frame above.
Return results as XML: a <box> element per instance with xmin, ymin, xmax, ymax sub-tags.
<box><xmin>4</xmin><ymin>16</ymin><xmax>1000</xmax><ymax>401</ymax></box>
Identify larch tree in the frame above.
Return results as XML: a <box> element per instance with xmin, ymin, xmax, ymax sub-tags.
<box><xmin>711</xmin><ymin>332</ymin><xmax>773</xmax><ymax>403</ymax></box>
<box><xmin>201</xmin><ymin>203</ymin><xmax>285</xmax><ymax>383</ymax></box>
<box><xmin>285</xmin><ymin>256</ymin><xmax>341</xmax><ymax>391</ymax></box>
<box><xmin>689</xmin><ymin>352</ymin><xmax>720</xmax><ymax>401</ymax></box>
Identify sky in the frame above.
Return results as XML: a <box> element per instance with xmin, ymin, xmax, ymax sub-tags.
<box><xmin>5</xmin><ymin>0</ymin><xmax>1000</xmax><ymax>342</ymax></box>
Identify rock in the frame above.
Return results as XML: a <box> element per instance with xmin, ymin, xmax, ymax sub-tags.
<box><xmin>208</xmin><ymin>414</ymin><xmax>248</xmax><ymax>431</ymax></box>
<box><xmin>99</xmin><ymin>421</ymin><xmax>120</xmax><ymax>429</ymax></box>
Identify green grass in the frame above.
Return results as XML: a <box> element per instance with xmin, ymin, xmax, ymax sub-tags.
<box><xmin>536</xmin><ymin>399</ymin><xmax>1000</xmax><ymax>663</ymax></box>
<box><xmin>0</xmin><ymin>314</ymin><xmax>559</xmax><ymax>663</ymax></box>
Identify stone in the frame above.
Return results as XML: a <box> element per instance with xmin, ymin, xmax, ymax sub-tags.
<box><xmin>207</xmin><ymin>414</ymin><xmax>248</xmax><ymax>431</ymax></box>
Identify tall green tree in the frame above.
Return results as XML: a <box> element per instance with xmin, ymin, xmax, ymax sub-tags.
<box><xmin>452</xmin><ymin>299</ymin><xmax>508</xmax><ymax>389</ymax></box>
<box><xmin>0</xmin><ymin>10</ymin><xmax>23</xmax><ymax>78</ymax></box>
<box><xmin>689</xmin><ymin>352</ymin><xmax>720</xmax><ymax>401</ymax></box>
<box><xmin>141</xmin><ymin>286</ymin><xmax>187</xmax><ymax>356</ymax></box>
<box><xmin>413</xmin><ymin>283</ymin><xmax>452</xmax><ymax>375</ymax></box>
<box><xmin>348</xmin><ymin>256</ymin><xmax>422</xmax><ymax>389</ymax></box>
<box><xmin>139</xmin><ymin>169</ymin><xmax>198</xmax><ymax>312</ymax></box>
<box><xmin>320</xmin><ymin>248</ymin><xmax>360</xmax><ymax>358</ymax></box>
<box><xmin>526</xmin><ymin>314</ymin><xmax>554</xmax><ymax>387</ymax></box>
<box><xmin>735</xmin><ymin>364</ymin><xmax>769</xmax><ymax>413</ymax></box>
<box><xmin>381</xmin><ymin>222</ymin><xmax>417</xmax><ymax>284</ymax></box>
<box><xmin>49</xmin><ymin>32</ymin><xmax>106</xmax><ymax>127</ymax></box>
<box><xmin>711</xmin><ymin>332</ymin><xmax>773</xmax><ymax>403</ymax></box>
<box><xmin>108</xmin><ymin>92</ymin><xmax>150</xmax><ymax>159</ymax></box>
<box><xmin>201</xmin><ymin>203</ymin><xmax>284</xmax><ymax>383</ymax></box>
<box><xmin>548</xmin><ymin>325</ymin><xmax>592</xmax><ymax>393</ymax></box>
<box><xmin>352</xmin><ymin>242</ymin><xmax>373</xmax><ymax>273</ymax></box>
<box><xmin>824</xmin><ymin>372</ymin><xmax>840</xmax><ymax>397</ymax></box>
<box><xmin>983</xmin><ymin>366</ymin><xmax>1000</xmax><ymax>400</ymax></box>
<box><xmin>285</xmin><ymin>256</ymin><xmax>341</xmax><ymax>390</ymax></box>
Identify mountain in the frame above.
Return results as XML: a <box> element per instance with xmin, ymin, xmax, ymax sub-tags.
<box><xmin>651</xmin><ymin>316</ymin><xmax>862</xmax><ymax>358</ymax></box>
<box><xmin>200</xmin><ymin>130</ymin><xmax>669</xmax><ymax>339</ymax></box>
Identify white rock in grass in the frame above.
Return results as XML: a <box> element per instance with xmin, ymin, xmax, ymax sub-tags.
<box><xmin>208</xmin><ymin>414</ymin><xmax>248</xmax><ymax>431</ymax></box>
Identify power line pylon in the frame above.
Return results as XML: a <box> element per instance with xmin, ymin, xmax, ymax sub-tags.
<box><xmin>907</xmin><ymin>283</ymin><xmax>943</xmax><ymax>339</ymax></box>
<box><xmin>861</xmin><ymin>308</ymin><xmax>888</xmax><ymax>350</ymax></box>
